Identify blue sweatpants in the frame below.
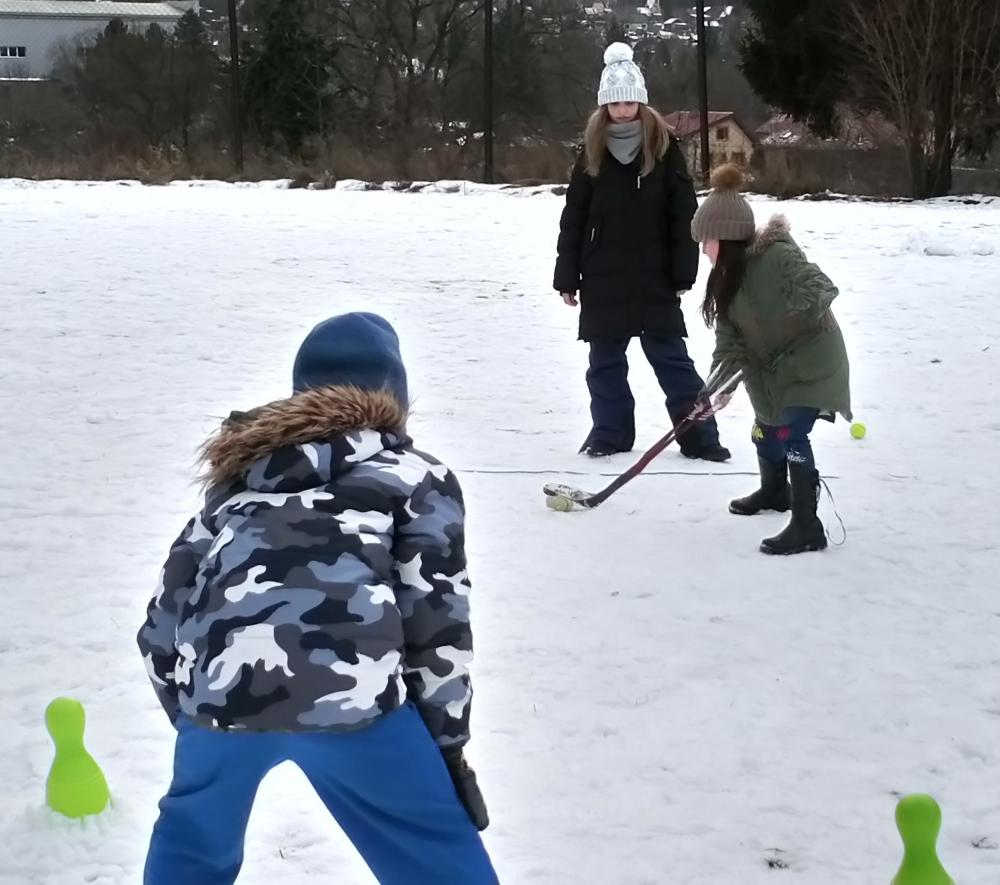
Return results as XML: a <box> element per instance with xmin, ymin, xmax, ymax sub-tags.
<box><xmin>143</xmin><ymin>704</ymin><xmax>499</xmax><ymax>885</ymax></box>
<box><xmin>586</xmin><ymin>334</ymin><xmax>721</xmax><ymax>452</ymax></box>
<box><xmin>752</xmin><ymin>407</ymin><xmax>821</xmax><ymax>469</ymax></box>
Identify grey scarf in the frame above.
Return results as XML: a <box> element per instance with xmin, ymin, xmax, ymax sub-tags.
<box><xmin>607</xmin><ymin>120</ymin><xmax>643</xmax><ymax>167</ymax></box>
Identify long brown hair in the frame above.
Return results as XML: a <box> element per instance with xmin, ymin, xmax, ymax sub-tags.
<box><xmin>701</xmin><ymin>240</ymin><xmax>750</xmax><ymax>327</ymax></box>
<box><xmin>584</xmin><ymin>105</ymin><xmax>670</xmax><ymax>178</ymax></box>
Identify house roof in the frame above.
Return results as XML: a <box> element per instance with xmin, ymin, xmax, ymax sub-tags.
<box><xmin>664</xmin><ymin>111</ymin><xmax>742</xmax><ymax>138</ymax></box>
<box><xmin>0</xmin><ymin>1</ymin><xmax>186</xmax><ymax>19</ymax></box>
<box><xmin>755</xmin><ymin>113</ymin><xmax>903</xmax><ymax>149</ymax></box>
<box><xmin>755</xmin><ymin>116</ymin><xmax>827</xmax><ymax>147</ymax></box>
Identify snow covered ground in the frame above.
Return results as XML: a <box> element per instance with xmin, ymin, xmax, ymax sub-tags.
<box><xmin>1</xmin><ymin>181</ymin><xmax>999</xmax><ymax>884</ymax></box>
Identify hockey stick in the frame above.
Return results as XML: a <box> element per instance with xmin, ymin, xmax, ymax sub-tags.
<box><xmin>543</xmin><ymin>361</ymin><xmax>744</xmax><ymax>511</ymax></box>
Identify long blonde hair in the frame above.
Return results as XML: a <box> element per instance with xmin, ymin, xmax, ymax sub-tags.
<box><xmin>584</xmin><ymin>105</ymin><xmax>670</xmax><ymax>178</ymax></box>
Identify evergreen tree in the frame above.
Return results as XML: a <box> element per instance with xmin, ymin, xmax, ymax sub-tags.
<box><xmin>738</xmin><ymin>0</ymin><xmax>844</xmax><ymax>138</ymax></box>
<box><xmin>170</xmin><ymin>11</ymin><xmax>218</xmax><ymax>154</ymax></box>
<box><xmin>69</xmin><ymin>19</ymin><xmax>174</xmax><ymax>148</ymax></box>
<box><xmin>242</xmin><ymin>0</ymin><xmax>335</xmax><ymax>153</ymax></box>
<box><xmin>605</xmin><ymin>14</ymin><xmax>627</xmax><ymax>47</ymax></box>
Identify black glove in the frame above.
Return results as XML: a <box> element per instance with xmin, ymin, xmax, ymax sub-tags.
<box><xmin>442</xmin><ymin>747</ymin><xmax>489</xmax><ymax>831</ymax></box>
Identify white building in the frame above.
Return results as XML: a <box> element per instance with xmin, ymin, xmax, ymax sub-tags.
<box><xmin>0</xmin><ymin>0</ymin><xmax>197</xmax><ymax>78</ymax></box>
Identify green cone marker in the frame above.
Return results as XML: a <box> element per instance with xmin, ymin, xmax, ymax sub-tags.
<box><xmin>45</xmin><ymin>698</ymin><xmax>110</xmax><ymax>818</ymax></box>
<box><xmin>892</xmin><ymin>794</ymin><xmax>954</xmax><ymax>885</ymax></box>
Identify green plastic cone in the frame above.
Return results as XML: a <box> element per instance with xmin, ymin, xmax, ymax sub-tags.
<box><xmin>892</xmin><ymin>794</ymin><xmax>954</xmax><ymax>885</ymax></box>
<box><xmin>44</xmin><ymin>698</ymin><xmax>110</xmax><ymax>818</ymax></box>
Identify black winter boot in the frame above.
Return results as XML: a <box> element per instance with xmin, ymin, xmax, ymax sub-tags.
<box><xmin>672</xmin><ymin>417</ymin><xmax>731</xmax><ymax>462</ymax></box>
<box><xmin>580</xmin><ymin>442</ymin><xmax>626</xmax><ymax>458</ymax></box>
<box><xmin>730</xmin><ymin>457</ymin><xmax>791</xmax><ymax>516</ymax></box>
<box><xmin>685</xmin><ymin>442</ymin><xmax>733</xmax><ymax>463</ymax></box>
<box><xmin>759</xmin><ymin>463</ymin><xmax>827</xmax><ymax>555</ymax></box>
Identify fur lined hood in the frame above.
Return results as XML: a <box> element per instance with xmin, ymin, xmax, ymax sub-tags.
<box><xmin>748</xmin><ymin>214</ymin><xmax>792</xmax><ymax>257</ymax></box>
<box><xmin>200</xmin><ymin>386</ymin><xmax>408</xmax><ymax>487</ymax></box>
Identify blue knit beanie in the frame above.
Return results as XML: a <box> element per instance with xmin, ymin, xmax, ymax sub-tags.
<box><xmin>292</xmin><ymin>313</ymin><xmax>408</xmax><ymax>405</ymax></box>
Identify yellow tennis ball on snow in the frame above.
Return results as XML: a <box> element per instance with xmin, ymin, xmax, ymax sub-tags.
<box><xmin>850</xmin><ymin>422</ymin><xmax>867</xmax><ymax>440</ymax></box>
<box><xmin>546</xmin><ymin>495</ymin><xmax>574</xmax><ymax>512</ymax></box>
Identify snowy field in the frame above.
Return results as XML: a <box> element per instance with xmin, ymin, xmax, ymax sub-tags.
<box><xmin>1</xmin><ymin>180</ymin><xmax>999</xmax><ymax>884</ymax></box>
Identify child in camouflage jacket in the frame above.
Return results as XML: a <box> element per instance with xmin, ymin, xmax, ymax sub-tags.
<box><xmin>138</xmin><ymin>312</ymin><xmax>497</xmax><ymax>885</ymax></box>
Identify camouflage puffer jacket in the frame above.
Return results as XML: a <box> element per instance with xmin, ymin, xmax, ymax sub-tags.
<box><xmin>137</xmin><ymin>387</ymin><xmax>473</xmax><ymax>747</ymax></box>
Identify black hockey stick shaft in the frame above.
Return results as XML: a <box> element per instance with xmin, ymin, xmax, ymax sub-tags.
<box><xmin>582</xmin><ymin>364</ymin><xmax>742</xmax><ymax>507</ymax></box>
<box><xmin>550</xmin><ymin>333</ymin><xmax>820</xmax><ymax>509</ymax></box>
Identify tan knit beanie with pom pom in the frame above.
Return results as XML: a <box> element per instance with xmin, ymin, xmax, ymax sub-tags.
<box><xmin>691</xmin><ymin>164</ymin><xmax>756</xmax><ymax>243</ymax></box>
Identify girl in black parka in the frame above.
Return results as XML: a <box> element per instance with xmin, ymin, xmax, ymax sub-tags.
<box><xmin>554</xmin><ymin>43</ymin><xmax>729</xmax><ymax>461</ymax></box>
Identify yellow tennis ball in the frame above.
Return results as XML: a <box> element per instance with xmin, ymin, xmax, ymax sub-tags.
<box><xmin>546</xmin><ymin>495</ymin><xmax>573</xmax><ymax>512</ymax></box>
<box><xmin>850</xmin><ymin>422</ymin><xmax>867</xmax><ymax>440</ymax></box>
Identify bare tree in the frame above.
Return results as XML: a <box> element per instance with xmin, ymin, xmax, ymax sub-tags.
<box><xmin>328</xmin><ymin>0</ymin><xmax>480</xmax><ymax>141</ymax></box>
<box><xmin>844</xmin><ymin>0</ymin><xmax>1000</xmax><ymax>197</ymax></box>
<box><xmin>489</xmin><ymin>0</ymin><xmax>600</xmax><ymax>140</ymax></box>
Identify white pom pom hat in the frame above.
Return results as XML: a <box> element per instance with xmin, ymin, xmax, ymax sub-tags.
<box><xmin>598</xmin><ymin>42</ymin><xmax>648</xmax><ymax>107</ymax></box>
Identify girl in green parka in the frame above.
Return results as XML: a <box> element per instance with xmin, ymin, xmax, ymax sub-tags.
<box><xmin>691</xmin><ymin>165</ymin><xmax>851</xmax><ymax>555</ymax></box>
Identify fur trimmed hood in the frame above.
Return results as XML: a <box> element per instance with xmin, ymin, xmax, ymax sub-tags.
<box><xmin>200</xmin><ymin>386</ymin><xmax>408</xmax><ymax>487</ymax></box>
<box><xmin>748</xmin><ymin>214</ymin><xmax>791</xmax><ymax>256</ymax></box>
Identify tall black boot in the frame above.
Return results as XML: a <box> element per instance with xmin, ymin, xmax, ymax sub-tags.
<box><xmin>759</xmin><ymin>463</ymin><xmax>827</xmax><ymax>555</ymax></box>
<box><xmin>730</xmin><ymin>457</ymin><xmax>791</xmax><ymax>516</ymax></box>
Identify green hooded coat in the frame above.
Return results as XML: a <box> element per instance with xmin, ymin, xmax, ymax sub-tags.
<box><xmin>713</xmin><ymin>215</ymin><xmax>852</xmax><ymax>425</ymax></box>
